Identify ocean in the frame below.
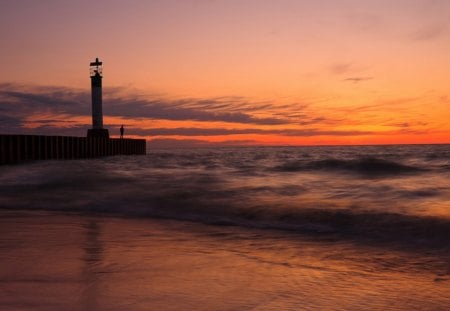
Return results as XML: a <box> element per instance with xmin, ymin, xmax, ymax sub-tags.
<box><xmin>1</xmin><ymin>145</ymin><xmax>450</xmax><ymax>310</ymax></box>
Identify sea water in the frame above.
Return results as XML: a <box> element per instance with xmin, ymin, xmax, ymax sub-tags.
<box><xmin>1</xmin><ymin>145</ymin><xmax>449</xmax><ymax>310</ymax></box>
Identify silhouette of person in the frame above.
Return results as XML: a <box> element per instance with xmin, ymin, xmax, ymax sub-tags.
<box><xmin>120</xmin><ymin>125</ymin><xmax>124</xmax><ymax>139</ymax></box>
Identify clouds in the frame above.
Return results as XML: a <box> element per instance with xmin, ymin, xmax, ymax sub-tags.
<box><xmin>1</xmin><ymin>84</ymin><xmax>324</xmax><ymax>140</ymax></box>
<box><xmin>1</xmin><ymin>82</ymin><xmax>444</xmax><ymax>146</ymax></box>
<box><xmin>105</xmin><ymin>97</ymin><xmax>288</xmax><ymax>125</ymax></box>
<box><xmin>0</xmin><ymin>115</ymin><xmax>23</xmax><ymax>133</ymax></box>
<box><xmin>0</xmin><ymin>84</ymin><xmax>88</xmax><ymax>113</ymax></box>
<box><xmin>146</xmin><ymin>138</ymin><xmax>259</xmax><ymax>149</ymax></box>
<box><xmin>344</xmin><ymin>77</ymin><xmax>373</xmax><ymax>83</ymax></box>
<box><xmin>1</xmin><ymin>83</ymin><xmax>346</xmax><ymax>131</ymax></box>
<box><xmin>329</xmin><ymin>62</ymin><xmax>373</xmax><ymax>84</ymax></box>
<box><xmin>0</xmin><ymin>84</ymin><xmax>291</xmax><ymax>127</ymax></box>
<box><xmin>132</xmin><ymin>127</ymin><xmax>375</xmax><ymax>137</ymax></box>
<box><xmin>0</xmin><ymin>82</ymin><xmax>378</xmax><ymax>143</ymax></box>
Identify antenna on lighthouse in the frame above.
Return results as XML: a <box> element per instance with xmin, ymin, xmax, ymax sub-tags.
<box><xmin>87</xmin><ymin>57</ymin><xmax>109</xmax><ymax>138</ymax></box>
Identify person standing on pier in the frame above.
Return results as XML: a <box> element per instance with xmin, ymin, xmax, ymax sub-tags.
<box><xmin>120</xmin><ymin>125</ymin><xmax>124</xmax><ymax>139</ymax></box>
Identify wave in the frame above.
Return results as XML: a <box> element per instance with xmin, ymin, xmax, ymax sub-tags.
<box><xmin>2</xmin><ymin>193</ymin><xmax>450</xmax><ymax>250</ymax></box>
<box><xmin>1</xmin><ymin>166</ymin><xmax>448</xmax><ymax>250</ymax></box>
<box><xmin>276</xmin><ymin>157</ymin><xmax>426</xmax><ymax>176</ymax></box>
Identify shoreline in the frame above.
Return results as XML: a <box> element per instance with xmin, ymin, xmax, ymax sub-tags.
<box><xmin>2</xmin><ymin>206</ymin><xmax>450</xmax><ymax>254</ymax></box>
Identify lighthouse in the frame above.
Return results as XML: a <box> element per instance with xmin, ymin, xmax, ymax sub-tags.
<box><xmin>87</xmin><ymin>58</ymin><xmax>109</xmax><ymax>138</ymax></box>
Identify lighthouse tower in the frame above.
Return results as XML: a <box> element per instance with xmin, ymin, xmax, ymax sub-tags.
<box><xmin>87</xmin><ymin>58</ymin><xmax>109</xmax><ymax>138</ymax></box>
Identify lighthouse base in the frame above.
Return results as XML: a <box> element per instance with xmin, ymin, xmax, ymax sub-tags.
<box><xmin>87</xmin><ymin>128</ymin><xmax>110</xmax><ymax>138</ymax></box>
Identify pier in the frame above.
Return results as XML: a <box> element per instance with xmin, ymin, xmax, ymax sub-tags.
<box><xmin>0</xmin><ymin>135</ymin><xmax>146</xmax><ymax>165</ymax></box>
<box><xmin>0</xmin><ymin>58</ymin><xmax>147</xmax><ymax>165</ymax></box>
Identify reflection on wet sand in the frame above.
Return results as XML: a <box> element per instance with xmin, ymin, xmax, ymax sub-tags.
<box><xmin>81</xmin><ymin>220</ymin><xmax>103</xmax><ymax>311</ymax></box>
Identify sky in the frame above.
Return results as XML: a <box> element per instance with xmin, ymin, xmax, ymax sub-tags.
<box><xmin>1</xmin><ymin>0</ymin><xmax>449</xmax><ymax>146</ymax></box>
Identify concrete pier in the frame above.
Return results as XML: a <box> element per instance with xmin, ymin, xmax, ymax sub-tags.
<box><xmin>0</xmin><ymin>135</ymin><xmax>146</xmax><ymax>165</ymax></box>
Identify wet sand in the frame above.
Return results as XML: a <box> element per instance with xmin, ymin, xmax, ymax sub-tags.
<box><xmin>1</xmin><ymin>210</ymin><xmax>449</xmax><ymax>311</ymax></box>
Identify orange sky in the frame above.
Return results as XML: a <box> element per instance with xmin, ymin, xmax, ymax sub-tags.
<box><xmin>0</xmin><ymin>0</ymin><xmax>449</xmax><ymax>146</ymax></box>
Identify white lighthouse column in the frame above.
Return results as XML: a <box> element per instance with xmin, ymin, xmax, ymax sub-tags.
<box><xmin>91</xmin><ymin>75</ymin><xmax>103</xmax><ymax>129</ymax></box>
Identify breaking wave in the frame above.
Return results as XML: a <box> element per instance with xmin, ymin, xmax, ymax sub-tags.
<box><xmin>276</xmin><ymin>157</ymin><xmax>426</xmax><ymax>176</ymax></box>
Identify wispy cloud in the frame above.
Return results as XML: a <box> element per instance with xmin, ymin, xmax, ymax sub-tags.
<box><xmin>106</xmin><ymin>97</ymin><xmax>287</xmax><ymax>125</ymax></box>
<box><xmin>1</xmin><ymin>83</ymin><xmax>341</xmax><ymax>136</ymax></box>
<box><xmin>132</xmin><ymin>127</ymin><xmax>376</xmax><ymax>137</ymax></box>
<box><xmin>0</xmin><ymin>84</ymin><xmax>294</xmax><ymax>128</ymax></box>
<box><xmin>147</xmin><ymin>138</ymin><xmax>259</xmax><ymax>149</ymax></box>
<box><xmin>386</xmin><ymin>121</ymin><xmax>428</xmax><ymax>128</ymax></box>
<box><xmin>344</xmin><ymin>77</ymin><xmax>373</xmax><ymax>83</ymax></box>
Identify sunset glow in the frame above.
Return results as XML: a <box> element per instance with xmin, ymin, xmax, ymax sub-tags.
<box><xmin>1</xmin><ymin>0</ymin><xmax>449</xmax><ymax>146</ymax></box>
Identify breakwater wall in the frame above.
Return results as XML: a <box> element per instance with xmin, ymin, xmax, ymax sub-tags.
<box><xmin>0</xmin><ymin>135</ymin><xmax>146</xmax><ymax>165</ymax></box>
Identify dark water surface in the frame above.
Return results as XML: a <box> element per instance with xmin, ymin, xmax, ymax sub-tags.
<box><xmin>1</xmin><ymin>145</ymin><xmax>450</xmax><ymax>245</ymax></box>
<box><xmin>1</xmin><ymin>145</ymin><xmax>450</xmax><ymax>309</ymax></box>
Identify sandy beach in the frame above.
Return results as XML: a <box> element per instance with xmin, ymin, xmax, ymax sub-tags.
<box><xmin>1</xmin><ymin>210</ymin><xmax>449</xmax><ymax>311</ymax></box>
